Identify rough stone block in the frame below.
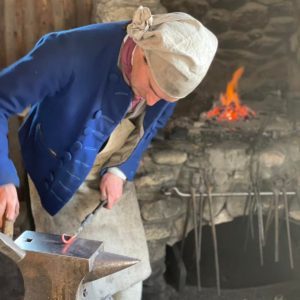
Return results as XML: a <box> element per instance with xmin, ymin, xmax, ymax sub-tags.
<box><xmin>249</xmin><ymin>36</ymin><xmax>281</xmax><ymax>54</ymax></box>
<box><xmin>135</xmin><ymin>171</ymin><xmax>176</xmax><ymax>188</ymax></box>
<box><xmin>136</xmin><ymin>189</ymin><xmax>162</xmax><ymax>202</ymax></box>
<box><xmin>259</xmin><ymin>149</ymin><xmax>285</xmax><ymax>168</ymax></box>
<box><xmin>226</xmin><ymin>197</ymin><xmax>247</xmax><ymax>218</ymax></box>
<box><xmin>203</xmin><ymin>9</ymin><xmax>231</xmax><ymax>34</ymax></box>
<box><xmin>213</xmin><ymin>208</ymin><xmax>234</xmax><ymax>224</ymax></box>
<box><xmin>207</xmin><ymin>141</ymin><xmax>249</xmax><ymax>171</ymax></box>
<box><xmin>231</xmin><ymin>3</ymin><xmax>269</xmax><ymax>31</ymax></box>
<box><xmin>208</xmin><ymin>0</ymin><xmax>247</xmax><ymax>9</ymax></box>
<box><xmin>162</xmin><ymin>0</ymin><xmax>209</xmax><ymax>19</ymax></box>
<box><xmin>144</xmin><ymin>222</ymin><xmax>172</xmax><ymax>241</ymax></box>
<box><xmin>219</xmin><ymin>30</ymin><xmax>251</xmax><ymax>49</ymax></box>
<box><xmin>147</xmin><ymin>240</ymin><xmax>167</xmax><ymax>263</ymax></box>
<box><xmin>256</xmin><ymin>0</ymin><xmax>287</xmax><ymax>5</ymax></box>
<box><xmin>141</xmin><ymin>198</ymin><xmax>185</xmax><ymax>222</ymax></box>
<box><xmin>269</xmin><ymin>1</ymin><xmax>293</xmax><ymax>17</ymax></box>
<box><xmin>264</xmin><ymin>17</ymin><xmax>297</xmax><ymax>36</ymax></box>
<box><xmin>152</xmin><ymin>150</ymin><xmax>187</xmax><ymax>165</ymax></box>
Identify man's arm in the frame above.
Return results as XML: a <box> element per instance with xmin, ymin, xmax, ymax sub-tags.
<box><xmin>0</xmin><ymin>32</ymin><xmax>74</xmax><ymax>225</ymax></box>
<box><xmin>99</xmin><ymin>102</ymin><xmax>176</xmax><ymax>209</ymax></box>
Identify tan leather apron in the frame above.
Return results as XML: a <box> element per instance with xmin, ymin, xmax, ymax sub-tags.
<box><xmin>29</xmin><ymin>110</ymin><xmax>151</xmax><ymax>299</ymax></box>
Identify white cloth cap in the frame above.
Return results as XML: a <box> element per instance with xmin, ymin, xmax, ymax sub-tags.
<box><xmin>127</xmin><ymin>6</ymin><xmax>218</xmax><ymax>99</ymax></box>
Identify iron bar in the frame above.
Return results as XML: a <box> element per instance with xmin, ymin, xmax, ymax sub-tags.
<box><xmin>274</xmin><ymin>189</ymin><xmax>280</xmax><ymax>263</ymax></box>
<box><xmin>164</xmin><ymin>187</ymin><xmax>296</xmax><ymax>198</ymax></box>
<box><xmin>180</xmin><ymin>195</ymin><xmax>191</xmax><ymax>258</ymax></box>
<box><xmin>243</xmin><ymin>187</ymin><xmax>256</xmax><ymax>252</ymax></box>
<box><xmin>255</xmin><ymin>183</ymin><xmax>264</xmax><ymax>266</ymax></box>
<box><xmin>197</xmin><ymin>190</ymin><xmax>204</xmax><ymax>287</ymax></box>
<box><xmin>243</xmin><ymin>190</ymin><xmax>252</xmax><ymax>251</ymax></box>
<box><xmin>191</xmin><ymin>187</ymin><xmax>201</xmax><ymax>292</ymax></box>
<box><xmin>264</xmin><ymin>193</ymin><xmax>275</xmax><ymax>245</ymax></box>
<box><xmin>206</xmin><ymin>183</ymin><xmax>221</xmax><ymax>296</ymax></box>
<box><xmin>282</xmin><ymin>187</ymin><xmax>294</xmax><ymax>269</ymax></box>
<box><xmin>249</xmin><ymin>192</ymin><xmax>256</xmax><ymax>240</ymax></box>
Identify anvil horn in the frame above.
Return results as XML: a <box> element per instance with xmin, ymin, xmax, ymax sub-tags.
<box><xmin>83</xmin><ymin>251</ymin><xmax>140</xmax><ymax>283</ymax></box>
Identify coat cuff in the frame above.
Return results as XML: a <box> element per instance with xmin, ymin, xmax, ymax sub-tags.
<box><xmin>107</xmin><ymin>167</ymin><xmax>127</xmax><ymax>181</ymax></box>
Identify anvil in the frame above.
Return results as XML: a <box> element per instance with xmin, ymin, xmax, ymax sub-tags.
<box><xmin>0</xmin><ymin>230</ymin><xmax>139</xmax><ymax>299</ymax></box>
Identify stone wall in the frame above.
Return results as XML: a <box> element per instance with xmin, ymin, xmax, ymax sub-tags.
<box><xmin>161</xmin><ymin>0</ymin><xmax>299</xmax><ymax>102</ymax></box>
<box><xmin>136</xmin><ymin>91</ymin><xmax>300</xmax><ymax>281</ymax></box>
<box><xmin>93</xmin><ymin>2</ymin><xmax>300</xmax><ymax>293</ymax></box>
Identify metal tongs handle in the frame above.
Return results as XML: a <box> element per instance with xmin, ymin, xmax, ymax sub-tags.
<box><xmin>62</xmin><ymin>200</ymin><xmax>107</xmax><ymax>244</ymax></box>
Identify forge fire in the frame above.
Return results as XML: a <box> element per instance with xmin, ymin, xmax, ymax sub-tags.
<box><xmin>206</xmin><ymin>67</ymin><xmax>256</xmax><ymax>122</ymax></box>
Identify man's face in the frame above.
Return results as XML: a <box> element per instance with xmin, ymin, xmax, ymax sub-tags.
<box><xmin>130</xmin><ymin>46</ymin><xmax>179</xmax><ymax>106</ymax></box>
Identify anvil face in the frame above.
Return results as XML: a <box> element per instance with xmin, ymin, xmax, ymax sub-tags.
<box><xmin>15</xmin><ymin>231</ymin><xmax>103</xmax><ymax>260</ymax></box>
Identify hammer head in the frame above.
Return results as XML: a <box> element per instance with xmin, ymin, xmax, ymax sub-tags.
<box><xmin>0</xmin><ymin>232</ymin><xmax>26</xmax><ymax>263</ymax></box>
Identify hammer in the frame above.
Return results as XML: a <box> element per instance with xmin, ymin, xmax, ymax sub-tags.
<box><xmin>2</xmin><ymin>218</ymin><xmax>14</xmax><ymax>238</ymax></box>
<box><xmin>0</xmin><ymin>217</ymin><xmax>25</xmax><ymax>262</ymax></box>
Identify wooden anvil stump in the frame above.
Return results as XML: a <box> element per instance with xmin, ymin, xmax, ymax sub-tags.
<box><xmin>0</xmin><ymin>230</ymin><xmax>138</xmax><ymax>300</ymax></box>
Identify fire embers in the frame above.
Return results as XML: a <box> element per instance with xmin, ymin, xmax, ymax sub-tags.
<box><xmin>206</xmin><ymin>67</ymin><xmax>256</xmax><ymax>122</ymax></box>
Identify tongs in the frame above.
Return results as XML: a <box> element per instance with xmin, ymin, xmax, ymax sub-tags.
<box><xmin>62</xmin><ymin>199</ymin><xmax>108</xmax><ymax>244</ymax></box>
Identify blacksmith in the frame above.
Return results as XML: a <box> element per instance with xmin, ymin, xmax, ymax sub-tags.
<box><xmin>0</xmin><ymin>6</ymin><xmax>217</xmax><ymax>300</ymax></box>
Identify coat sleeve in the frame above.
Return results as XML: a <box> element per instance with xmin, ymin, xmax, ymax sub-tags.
<box><xmin>0</xmin><ymin>32</ymin><xmax>74</xmax><ymax>186</ymax></box>
<box><xmin>116</xmin><ymin>102</ymin><xmax>176</xmax><ymax>180</ymax></box>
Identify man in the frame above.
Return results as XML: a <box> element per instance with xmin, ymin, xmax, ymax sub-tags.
<box><xmin>0</xmin><ymin>6</ymin><xmax>217</xmax><ymax>300</ymax></box>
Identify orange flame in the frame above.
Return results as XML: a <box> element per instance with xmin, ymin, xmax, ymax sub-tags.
<box><xmin>207</xmin><ymin>67</ymin><xmax>255</xmax><ymax>122</ymax></box>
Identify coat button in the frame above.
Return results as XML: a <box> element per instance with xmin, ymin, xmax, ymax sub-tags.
<box><xmin>64</xmin><ymin>152</ymin><xmax>72</xmax><ymax>161</ymax></box>
<box><xmin>93</xmin><ymin>110</ymin><xmax>102</xmax><ymax>119</ymax></box>
<box><xmin>71</xmin><ymin>141</ymin><xmax>83</xmax><ymax>152</ymax></box>
<box><xmin>83</xmin><ymin>127</ymin><xmax>92</xmax><ymax>136</ymax></box>
<box><xmin>109</xmin><ymin>73</ymin><xmax>118</xmax><ymax>82</ymax></box>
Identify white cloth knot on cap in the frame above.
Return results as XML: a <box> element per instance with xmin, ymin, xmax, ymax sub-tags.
<box><xmin>127</xmin><ymin>6</ymin><xmax>153</xmax><ymax>41</ymax></box>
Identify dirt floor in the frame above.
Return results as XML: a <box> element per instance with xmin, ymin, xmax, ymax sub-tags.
<box><xmin>160</xmin><ymin>281</ymin><xmax>300</xmax><ymax>300</ymax></box>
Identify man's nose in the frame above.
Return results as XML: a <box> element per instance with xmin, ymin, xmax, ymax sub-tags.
<box><xmin>146</xmin><ymin>94</ymin><xmax>160</xmax><ymax>106</ymax></box>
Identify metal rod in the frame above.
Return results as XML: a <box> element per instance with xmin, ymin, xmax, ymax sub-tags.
<box><xmin>206</xmin><ymin>184</ymin><xmax>221</xmax><ymax>296</ymax></box>
<box><xmin>255</xmin><ymin>183</ymin><xmax>264</xmax><ymax>266</ymax></box>
<box><xmin>264</xmin><ymin>194</ymin><xmax>275</xmax><ymax>245</ymax></box>
<box><xmin>282</xmin><ymin>187</ymin><xmax>294</xmax><ymax>269</ymax></box>
<box><xmin>164</xmin><ymin>187</ymin><xmax>296</xmax><ymax>198</ymax></box>
<box><xmin>197</xmin><ymin>192</ymin><xmax>204</xmax><ymax>281</ymax></box>
<box><xmin>274</xmin><ymin>189</ymin><xmax>280</xmax><ymax>263</ymax></box>
<box><xmin>244</xmin><ymin>189</ymin><xmax>255</xmax><ymax>252</ymax></box>
<box><xmin>180</xmin><ymin>195</ymin><xmax>191</xmax><ymax>257</ymax></box>
<box><xmin>249</xmin><ymin>192</ymin><xmax>256</xmax><ymax>240</ymax></box>
<box><xmin>191</xmin><ymin>187</ymin><xmax>201</xmax><ymax>292</ymax></box>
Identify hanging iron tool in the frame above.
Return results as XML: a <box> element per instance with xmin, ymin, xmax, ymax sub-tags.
<box><xmin>282</xmin><ymin>184</ymin><xmax>294</xmax><ymax>269</ymax></box>
<box><xmin>274</xmin><ymin>188</ymin><xmax>280</xmax><ymax>263</ymax></box>
<box><xmin>204</xmin><ymin>171</ymin><xmax>221</xmax><ymax>296</ymax></box>
<box><xmin>190</xmin><ymin>186</ymin><xmax>201</xmax><ymax>292</ymax></box>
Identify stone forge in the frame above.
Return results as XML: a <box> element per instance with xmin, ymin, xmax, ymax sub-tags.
<box><xmin>137</xmin><ymin>89</ymin><xmax>300</xmax><ymax>298</ymax></box>
<box><xmin>120</xmin><ymin>1</ymin><xmax>300</xmax><ymax>296</ymax></box>
<box><xmin>137</xmin><ymin>89</ymin><xmax>300</xmax><ymax>250</ymax></box>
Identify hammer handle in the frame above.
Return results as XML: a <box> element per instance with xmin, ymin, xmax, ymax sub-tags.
<box><xmin>3</xmin><ymin>219</ymin><xmax>14</xmax><ymax>238</ymax></box>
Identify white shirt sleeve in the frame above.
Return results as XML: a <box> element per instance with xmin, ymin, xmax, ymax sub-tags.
<box><xmin>107</xmin><ymin>167</ymin><xmax>127</xmax><ymax>181</ymax></box>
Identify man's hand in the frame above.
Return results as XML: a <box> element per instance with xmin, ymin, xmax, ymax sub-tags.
<box><xmin>99</xmin><ymin>173</ymin><xmax>125</xmax><ymax>209</ymax></box>
<box><xmin>0</xmin><ymin>183</ymin><xmax>19</xmax><ymax>228</ymax></box>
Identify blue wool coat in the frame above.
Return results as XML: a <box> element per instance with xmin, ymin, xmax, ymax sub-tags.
<box><xmin>0</xmin><ymin>21</ymin><xmax>176</xmax><ymax>215</ymax></box>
